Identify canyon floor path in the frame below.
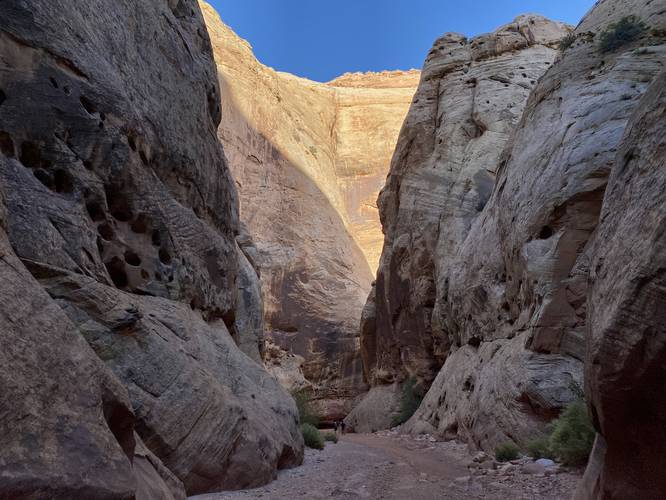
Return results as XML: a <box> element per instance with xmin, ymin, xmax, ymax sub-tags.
<box><xmin>191</xmin><ymin>432</ymin><xmax>580</xmax><ymax>500</ymax></box>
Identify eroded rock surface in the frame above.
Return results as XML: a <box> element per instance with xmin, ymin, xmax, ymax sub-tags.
<box><xmin>410</xmin><ymin>0</ymin><xmax>665</xmax><ymax>457</ymax></box>
<box><xmin>201</xmin><ymin>2</ymin><xmax>419</xmax><ymax>420</ymax></box>
<box><xmin>360</xmin><ymin>15</ymin><xmax>571</xmax><ymax>387</ymax></box>
<box><xmin>356</xmin><ymin>2</ymin><xmax>666</xmax><ymax>495</ymax></box>
<box><xmin>0</xmin><ymin>0</ymin><xmax>302</xmax><ymax>496</ymax></box>
<box><xmin>576</xmin><ymin>69</ymin><xmax>666</xmax><ymax>500</ymax></box>
<box><xmin>344</xmin><ymin>384</ymin><xmax>403</xmax><ymax>433</ymax></box>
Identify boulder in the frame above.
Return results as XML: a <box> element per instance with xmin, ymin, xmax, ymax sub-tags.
<box><xmin>344</xmin><ymin>384</ymin><xmax>403</xmax><ymax>433</ymax></box>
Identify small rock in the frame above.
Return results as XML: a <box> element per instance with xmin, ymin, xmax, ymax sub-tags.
<box><xmin>522</xmin><ymin>462</ymin><xmax>547</xmax><ymax>475</ymax></box>
<box><xmin>479</xmin><ymin>460</ymin><xmax>497</xmax><ymax>470</ymax></box>
<box><xmin>500</xmin><ymin>464</ymin><xmax>517</xmax><ymax>475</ymax></box>
<box><xmin>473</xmin><ymin>451</ymin><xmax>491</xmax><ymax>463</ymax></box>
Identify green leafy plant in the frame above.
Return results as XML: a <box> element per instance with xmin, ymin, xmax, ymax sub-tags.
<box><xmin>323</xmin><ymin>432</ymin><xmax>338</xmax><ymax>443</ymax></box>
<box><xmin>300</xmin><ymin>423</ymin><xmax>325</xmax><ymax>450</ymax></box>
<box><xmin>390</xmin><ymin>376</ymin><xmax>423</xmax><ymax>427</ymax></box>
<box><xmin>548</xmin><ymin>400</ymin><xmax>595</xmax><ymax>465</ymax></box>
<box><xmin>292</xmin><ymin>390</ymin><xmax>319</xmax><ymax>427</ymax></box>
<box><xmin>558</xmin><ymin>33</ymin><xmax>576</xmax><ymax>51</ymax></box>
<box><xmin>526</xmin><ymin>436</ymin><xmax>553</xmax><ymax>460</ymax></box>
<box><xmin>495</xmin><ymin>442</ymin><xmax>520</xmax><ymax>462</ymax></box>
<box><xmin>598</xmin><ymin>16</ymin><xmax>646</xmax><ymax>53</ymax></box>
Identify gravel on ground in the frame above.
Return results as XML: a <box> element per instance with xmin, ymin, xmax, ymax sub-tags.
<box><xmin>190</xmin><ymin>431</ymin><xmax>581</xmax><ymax>500</ymax></box>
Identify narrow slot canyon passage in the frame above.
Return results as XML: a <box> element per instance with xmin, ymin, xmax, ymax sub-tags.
<box><xmin>1</xmin><ymin>1</ymin><xmax>664</xmax><ymax>500</ymax></box>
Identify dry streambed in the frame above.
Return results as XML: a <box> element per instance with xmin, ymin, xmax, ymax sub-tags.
<box><xmin>191</xmin><ymin>431</ymin><xmax>581</xmax><ymax>500</ymax></box>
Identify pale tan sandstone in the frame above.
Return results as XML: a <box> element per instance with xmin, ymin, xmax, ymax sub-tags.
<box><xmin>361</xmin><ymin>15</ymin><xmax>571</xmax><ymax>389</ymax></box>
<box><xmin>398</xmin><ymin>0</ymin><xmax>666</xmax><ymax>480</ymax></box>
<box><xmin>355</xmin><ymin>12</ymin><xmax>593</xmax><ymax>445</ymax></box>
<box><xmin>201</xmin><ymin>2</ymin><xmax>418</xmax><ymax>419</ymax></box>
<box><xmin>263</xmin><ymin>339</ymin><xmax>313</xmax><ymax>393</ymax></box>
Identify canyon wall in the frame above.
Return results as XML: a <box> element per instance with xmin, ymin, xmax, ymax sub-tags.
<box><xmin>350</xmin><ymin>15</ymin><xmax>573</xmax><ymax>431</ymax></box>
<box><xmin>201</xmin><ymin>2</ymin><xmax>419</xmax><ymax>420</ymax></box>
<box><xmin>0</xmin><ymin>0</ymin><xmax>302</xmax><ymax>497</ymax></box>
<box><xmin>576</xmin><ymin>68</ymin><xmax>665</xmax><ymax>500</ymax></box>
<box><xmin>355</xmin><ymin>0</ymin><xmax>666</xmax><ymax>498</ymax></box>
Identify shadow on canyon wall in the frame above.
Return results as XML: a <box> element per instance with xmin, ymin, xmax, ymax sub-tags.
<box><xmin>217</xmin><ymin>73</ymin><xmax>373</xmax><ymax>418</ymax></box>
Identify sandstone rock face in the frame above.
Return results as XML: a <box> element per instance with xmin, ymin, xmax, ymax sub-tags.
<box><xmin>361</xmin><ymin>15</ymin><xmax>571</xmax><ymax>387</ymax></box>
<box><xmin>344</xmin><ymin>384</ymin><xmax>403</xmax><ymax>433</ymax></box>
<box><xmin>414</xmin><ymin>0</ymin><xmax>665</xmax><ymax>455</ymax></box>
<box><xmin>365</xmin><ymin>0</ymin><xmax>666</xmax><ymax>479</ymax></box>
<box><xmin>0</xmin><ymin>0</ymin><xmax>302</xmax><ymax>496</ymax></box>
<box><xmin>201</xmin><ymin>2</ymin><xmax>419</xmax><ymax>420</ymax></box>
<box><xmin>263</xmin><ymin>339</ymin><xmax>313</xmax><ymax>393</ymax></box>
<box><xmin>0</xmin><ymin>219</ymin><xmax>145</xmax><ymax>499</ymax></box>
<box><xmin>576</xmin><ymin>69</ymin><xmax>666</xmax><ymax>500</ymax></box>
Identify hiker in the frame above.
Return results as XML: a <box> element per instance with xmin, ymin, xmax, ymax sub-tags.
<box><xmin>333</xmin><ymin>420</ymin><xmax>339</xmax><ymax>435</ymax></box>
<box><xmin>340</xmin><ymin>420</ymin><xmax>346</xmax><ymax>435</ymax></box>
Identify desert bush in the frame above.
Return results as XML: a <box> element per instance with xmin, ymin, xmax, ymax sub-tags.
<box><xmin>323</xmin><ymin>432</ymin><xmax>338</xmax><ymax>443</ymax></box>
<box><xmin>548</xmin><ymin>399</ymin><xmax>595</xmax><ymax>465</ymax></box>
<box><xmin>390</xmin><ymin>376</ymin><xmax>423</xmax><ymax>427</ymax></box>
<box><xmin>292</xmin><ymin>390</ymin><xmax>319</xmax><ymax>427</ymax></box>
<box><xmin>495</xmin><ymin>442</ymin><xmax>520</xmax><ymax>462</ymax></box>
<box><xmin>598</xmin><ymin>16</ymin><xmax>646</xmax><ymax>53</ymax></box>
<box><xmin>301</xmin><ymin>423</ymin><xmax>325</xmax><ymax>450</ymax></box>
<box><xmin>558</xmin><ymin>33</ymin><xmax>576</xmax><ymax>51</ymax></box>
<box><xmin>526</xmin><ymin>436</ymin><xmax>553</xmax><ymax>460</ymax></box>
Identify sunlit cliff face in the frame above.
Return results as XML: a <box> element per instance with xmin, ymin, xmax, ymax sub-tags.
<box><xmin>200</xmin><ymin>1</ymin><xmax>418</xmax><ymax>418</ymax></box>
<box><xmin>201</xmin><ymin>1</ymin><xmax>418</xmax><ymax>275</ymax></box>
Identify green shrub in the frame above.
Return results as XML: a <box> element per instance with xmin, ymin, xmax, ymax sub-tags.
<box><xmin>300</xmin><ymin>423</ymin><xmax>325</xmax><ymax>450</ymax></box>
<box><xmin>598</xmin><ymin>16</ymin><xmax>646</xmax><ymax>53</ymax></box>
<box><xmin>526</xmin><ymin>436</ymin><xmax>553</xmax><ymax>460</ymax></box>
<box><xmin>390</xmin><ymin>376</ymin><xmax>423</xmax><ymax>427</ymax></box>
<box><xmin>323</xmin><ymin>432</ymin><xmax>338</xmax><ymax>443</ymax></box>
<box><xmin>558</xmin><ymin>33</ymin><xmax>576</xmax><ymax>51</ymax></box>
<box><xmin>549</xmin><ymin>400</ymin><xmax>595</xmax><ymax>465</ymax></box>
<box><xmin>292</xmin><ymin>390</ymin><xmax>319</xmax><ymax>427</ymax></box>
<box><xmin>495</xmin><ymin>442</ymin><xmax>520</xmax><ymax>462</ymax></box>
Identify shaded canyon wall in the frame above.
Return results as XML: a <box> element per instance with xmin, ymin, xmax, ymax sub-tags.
<box><xmin>0</xmin><ymin>0</ymin><xmax>303</xmax><ymax>497</ymax></box>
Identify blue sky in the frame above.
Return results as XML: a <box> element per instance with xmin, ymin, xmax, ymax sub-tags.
<box><xmin>207</xmin><ymin>0</ymin><xmax>596</xmax><ymax>82</ymax></box>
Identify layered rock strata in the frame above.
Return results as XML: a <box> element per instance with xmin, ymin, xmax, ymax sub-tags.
<box><xmin>0</xmin><ymin>0</ymin><xmax>302</xmax><ymax>497</ymax></box>
<box><xmin>356</xmin><ymin>15</ymin><xmax>572</xmax><ymax>400</ymax></box>
<box><xmin>201</xmin><ymin>2</ymin><xmax>419</xmax><ymax>420</ymax></box>
<box><xmin>409</xmin><ymin>0</ymin><xmax>666</xmax><ymax>466</ymax></box>
<box><xmin>576</xmin><ymin>38</ymin><xmax>666</xmax><ymax>500</ymax></box>
<box><xmin>354</xmin><ymin>1</ymin><xmax>666</xmax><ymax>498</ymax></box>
